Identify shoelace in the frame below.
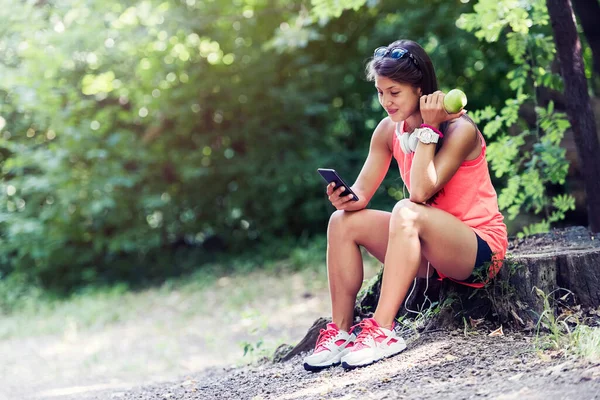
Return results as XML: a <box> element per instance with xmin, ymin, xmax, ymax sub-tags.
<box><xmin>350</xmin><ymin>320</ymin><xmax>385</xmax><ymax>345</ymax></box>
<box><xmin>315</xmin><ymin>327</ymin><xmax>338</xmax><ymax>348</ymax></box>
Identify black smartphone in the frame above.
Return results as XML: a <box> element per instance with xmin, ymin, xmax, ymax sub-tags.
<box><xmin>317</xmin><ymin>168</ymin><xmax>359</xmax><ymax>201</ymax></box>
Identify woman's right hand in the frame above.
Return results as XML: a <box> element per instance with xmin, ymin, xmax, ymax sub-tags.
<box><xmin>326</xmin><ymin>183</ymin><xmax>366</xmax><ymax>211</ymax></box>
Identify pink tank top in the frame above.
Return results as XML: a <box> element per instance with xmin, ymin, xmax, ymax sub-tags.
<box><xmin>392</xmin><ymin>121</ymin><xmax>508</xmax><ymax>286</ymax></box>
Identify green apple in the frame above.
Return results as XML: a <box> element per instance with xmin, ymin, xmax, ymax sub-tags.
<box><xmin>443</xmin><ymin>89</ymin><xmax>468</xmax><ymax>114</ymax></box>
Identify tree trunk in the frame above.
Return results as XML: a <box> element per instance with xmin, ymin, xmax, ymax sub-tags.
<box><xmin>356</xmin><ymin>227</ymin><xmax>600</xmax><ymax>331</ymax></box>
<box><xmin>547</xmin><ymin>0</ymin><xmax>600</xmax><ymax>233</ymax></box>
<box><xmin>571</xmin><ymin>0</ymin><xmax>600</xmax><ymax>92</ymax></box>
<box><xmin>280</xmin><ymin>227</ymin><xmax>600</xmax><ymax>360</ymax></box>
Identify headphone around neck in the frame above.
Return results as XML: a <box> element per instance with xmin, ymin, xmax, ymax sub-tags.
<box><xmin>397</xmin><ymin>122</ymin><xmax>420</xmax><ymax>154</ymax></box>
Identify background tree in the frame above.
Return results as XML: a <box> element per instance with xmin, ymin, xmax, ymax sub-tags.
<box><xmin>571</xmin><ymin>0</ymin><xmax>600</xmax><ymax>93</ymax></box>
<box><xmin>456</xmin><ymin>0</ymin><xmax>579</xmax><ymax>237</ymax></box>
<box><xmin>547</xmin><ymin>0</ymin><xmax>600</xmax><ymax>232</ymax></box>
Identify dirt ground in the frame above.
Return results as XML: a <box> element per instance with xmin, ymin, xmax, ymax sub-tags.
<box><xmin>5</xmin><ymin>227</ymin><xmax>600</xmax><ymax>400</ymax></box>
<box><xmin>80</xmin><ymin>329</ymin><xmax>600</xmax><ymax>400</ymax></box>
<box><xmin>0</xmin><ymin>270</ymin><xmax>334</xmax><ymax>400</ymax></box>
<box><xmin>75</xmin><ymin>227</ymin><xmax>600</xmax><ymax>400</ymax></box>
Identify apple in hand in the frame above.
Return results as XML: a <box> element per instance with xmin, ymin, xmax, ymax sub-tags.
<box><xmin>443</xmin><ymin>89</ymin><xmax>468</xmax><ymax>114</ymax></box>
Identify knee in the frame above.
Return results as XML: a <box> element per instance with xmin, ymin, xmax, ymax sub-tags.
<box><xmin>327</xmin><ymin>210</ymin><xmax>359</xmax><ymax>239</ymax></box>
<box><xmin>389</xmin><ymin>199</ymin><xmax>422</xmax><ymax>237</ymax></box>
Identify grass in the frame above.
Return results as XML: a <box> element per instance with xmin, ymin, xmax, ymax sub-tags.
<box><xmin>0</xmin><ymin>236</ymin><xmax>390</xmax><ymax>344</ymax></box>
<box><xmin>570</xmin><ymin>325</ymin><xmax>600</xmax><ymax>362</ymax></box>
<box><xmin>533</xmin><ymin>286</ymin><xmax>600</xmax><ymax>363</ymax></box>
<box><xmin>0</xmin><ymin>270</ymin><xmax>319</xmax><ymax>341</ymax></box>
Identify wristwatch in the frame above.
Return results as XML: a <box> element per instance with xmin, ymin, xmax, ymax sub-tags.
<box><xmin>413</xmin><ymin>127</ymin><xmax>440</xmax><ymax>144</ymax></box>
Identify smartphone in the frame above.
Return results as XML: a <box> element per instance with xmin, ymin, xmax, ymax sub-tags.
<box><xmin>317</xmin><ymin>168</ymin><xmax>359</xmax><ymax>201</ymax></box>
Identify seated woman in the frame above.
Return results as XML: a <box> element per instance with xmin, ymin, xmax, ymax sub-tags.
<box><xmin>304</xmin><ymin>39</ymin><xmax>508</xmax><ymax>371</ymax></box>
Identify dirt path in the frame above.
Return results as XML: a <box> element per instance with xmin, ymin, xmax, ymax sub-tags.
<box><xmin>75</xmin><ymin>329</ymin><xmax>600</xmax><ymax>400</ymax></box>
<box><xmin>3</xmin><ymin>252</ymin><xmax>599</xmax><ymax>400</ymax></box>
<box><xmin>0</xmin><ymin>269</ymin><xmax>334</xmax><ymax>400</ymax></box>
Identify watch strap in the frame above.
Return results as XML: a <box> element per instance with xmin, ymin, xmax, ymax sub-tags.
<box><xmin>420</xmin><ymin>124</ymin><xmax>444</xmax><ymax>138</ymax></box>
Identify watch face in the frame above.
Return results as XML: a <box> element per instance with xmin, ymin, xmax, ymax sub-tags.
<box><xmin>416</xmin><ymin>128</ymin><xmax>438</xmax><ymax>144</ymax></box>
<box><xmin>422</xmin><ymin>131</ymin><xmax>432</xmax><ymax>142</ymax></box>
<box><xmin>416</xmin><ymin>129</ymin><xmax>429</xmax><ymax>143</ymax></box>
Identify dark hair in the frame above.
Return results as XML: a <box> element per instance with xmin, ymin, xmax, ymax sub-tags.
<box><xmin>365</xmin><ymin>39</ymin><xmax>446</xmax><ymax>136</ymax></box>
<box><xmin>365</xmin><ymin>39</ymin><xmax>438</xmax><ymax>96</ymax></box>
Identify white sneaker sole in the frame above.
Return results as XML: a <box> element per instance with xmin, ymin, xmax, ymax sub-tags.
<box><xmin>303</xmin><ymin>347</ymin><xmax>352</xmax><ymax>372</ymax></box>
<box><xmin>341</xmin><ymin>342</ymin><xmax>407</xmax><ymax>369</ymax></box>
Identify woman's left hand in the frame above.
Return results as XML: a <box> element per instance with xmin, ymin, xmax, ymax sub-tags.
<box><xmin>420</xmin><ymin>91</ymin><xmax>466</xmax><ymax>128</ymax></box>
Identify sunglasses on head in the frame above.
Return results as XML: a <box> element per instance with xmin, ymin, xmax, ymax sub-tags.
<box><xmin>373</xmin><ymin>47</ymin><xmax>419</xmax><ymax>67</ymax></box>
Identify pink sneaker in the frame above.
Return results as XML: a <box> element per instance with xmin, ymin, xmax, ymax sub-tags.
<box><xmin>341</xmin><ymin>318</ymin><xmax>406</xmax><ymax>369</ymax></box>
<box><xmin>303</xmin><ymin>322</ymin><xmax>356</xmax><ymax>371</ymax></box>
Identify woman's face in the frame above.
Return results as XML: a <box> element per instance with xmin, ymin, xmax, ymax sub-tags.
<box><xmin>375</xmin><ymin>75</ymin><xmax>421</xmax><ymax>123</ymax></box>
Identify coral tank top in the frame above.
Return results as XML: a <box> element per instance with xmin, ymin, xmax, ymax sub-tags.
<box><xmin>392</xmin><ymin>121</ymin><xmax>508</xmax><ymax>287</ymax></box>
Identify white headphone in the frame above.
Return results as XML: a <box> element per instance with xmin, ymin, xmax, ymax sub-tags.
<box><xmin>396</xmin><ymin>122</ymin><xmax>420</xmax><ymax>154</ymax></box>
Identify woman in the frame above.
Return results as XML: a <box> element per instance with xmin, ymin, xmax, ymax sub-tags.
<box><xmin>304</xmin><ymin>39</ymin><xmax>508</xmax><ymax>371</ymax></box>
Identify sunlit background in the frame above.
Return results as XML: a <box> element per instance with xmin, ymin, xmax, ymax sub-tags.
<box><xmin>0</xmin><ymin>0</ymin><xmax>598</xmax><ymax>398</ymax></box>
<box><xmin>0</xmin><ymin>0</ymin><xmax>522</xmax><ymax>293</ymax></box>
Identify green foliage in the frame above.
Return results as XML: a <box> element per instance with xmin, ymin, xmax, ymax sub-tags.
<box><xmin>0</xmin><ymin>0</ymin><xmax>337</xmax><ymax>290</ymax></box>
<box><xmin>0</xmin><ymin>0</ymin><xmax>515</xmax><ymax>292</ymax></box>
<box><xmin>461</xmin><ymin>0</ymin><xmax>574</xmax><ymax>237</ymax></box>
<box><xmin>0</xmin><ymin>272</ymin><xmax>44</xmax><ymax>314</ymax></box>
<box><xmin>241</xmin><ymin>339</ymin><xmax>263</xmax><ymax>357</ymax></box>
<box><xmin>311</xmin><ymin>0</ymin><xmax>367</xmax><ymax>19</ymax></box>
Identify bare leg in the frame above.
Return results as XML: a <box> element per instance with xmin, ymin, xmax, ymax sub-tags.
<box><xmin>327</xmin><ymin>209</ymin><xmax>430</xmax><ymax>332</ymax></box>
<box><xmin>373</xmin><ymin>199</ymin><xmax>479</xmax><ymax>329</ymax></box>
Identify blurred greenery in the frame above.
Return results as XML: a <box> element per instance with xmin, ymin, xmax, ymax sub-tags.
<box><xmin>0</xmin><ymin>0</ymin><xmax>593</xmax><ymax>300</ymax></box>
<box><xmin>460</xmin><ymin>0</ymin><xmax>576</xmax><ymax>238</ymax></box>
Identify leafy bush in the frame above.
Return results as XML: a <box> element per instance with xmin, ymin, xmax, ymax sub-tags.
<box><xmin>0</xmin><ymin>0</ymin><xmax>512</xmax><ymax>291</ymax></box>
